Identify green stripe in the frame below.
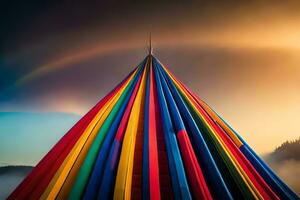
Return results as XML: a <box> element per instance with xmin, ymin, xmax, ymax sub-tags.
<box><xmin>68</xmin><ymin>65</ymin><xmax>143</xmax><ymax>200</ymax></box>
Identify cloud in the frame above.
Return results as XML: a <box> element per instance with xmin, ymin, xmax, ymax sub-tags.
<box><xmin>265</xmin><ymin>159</ymin><xmax>300</xmax><ymax>195</ymax></box>
<box><xmin>264</xmin><ymin>138</ymin><xmax>300</xmax><ymax>195</ymax></box>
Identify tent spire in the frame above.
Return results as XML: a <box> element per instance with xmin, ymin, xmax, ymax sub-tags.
<box><xmin>149</xmin><ymin>32</ymin><xmax>153</xmax><ymax>55</ymax></box>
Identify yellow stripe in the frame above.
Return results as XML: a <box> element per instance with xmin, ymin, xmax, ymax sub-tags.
<box><xmin>40</xmin><ymin>70</ymin><xmax>137</xmax><ymax>200</ymax></box>
<box><xmin>161</xmin><ymin>64</ymin><xmax>263</xmax><ymax>199</ymax></box>
<box><xmin>113</xmin><ymin>65</ymin><xmax>147</xmax><ymax>200</ymax></box>
<box><xmin>56</xmin><ymin>68</ymin><xmax>142</xmax><ymax>199</ymax></box>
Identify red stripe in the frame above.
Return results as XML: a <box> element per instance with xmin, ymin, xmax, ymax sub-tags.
<box><xmin>148</xmin><ymin>64</ymin><xmax>161</xmax><ymax>200</ymax></box>
<box><xmin>8</xmin><ymin>70</ymin><xmax>135</xmax><ymax>200</ymax></box>
<box><xmin>177</xmin><ymin>130</ymin><xmax>213</xmax><ymax>200</ymax></box>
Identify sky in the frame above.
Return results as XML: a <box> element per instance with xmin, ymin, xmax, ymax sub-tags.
<box><xmin>0</xmin><ymin>112</ymin><xmax>80</xmax><ymax>166</ymax></box>
<box><xmin>1</xmin><ymin>0</ymin><xmax>300</xmax><ymax>166</ymax></box>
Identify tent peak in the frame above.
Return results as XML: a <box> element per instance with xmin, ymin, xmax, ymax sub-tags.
<box><xmin>148</xmin><ymin>32</ymin><xmax>153</xmax><ymax>55</ymax></box>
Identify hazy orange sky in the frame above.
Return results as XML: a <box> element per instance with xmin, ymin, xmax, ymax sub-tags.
<box><xmin>1</xmin><ymin>0</ymin><xmax>300</xmax><ymax>164</ymax></box>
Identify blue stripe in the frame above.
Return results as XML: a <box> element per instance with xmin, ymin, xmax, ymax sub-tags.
<box><xmin>82</xmin><ymin>60</ymin><xmax>145</xmax><ymax>200</ymax></box>
<box><xmin>156</xmin><ymin>64</ymin><xmax>186</xmax><ymax>132</ymax></box>
<box><xmin>97</xmin><ymin>140</ymin><xmax>122</xmax><ymax>199</ymax></box>
<box><xmin>153</xmin><ymin>60</ymin><xmax>192</xmax><ymax>200</ymax></box>
<box><xmin>155</xmin><ymin>58</ymin><xmax>232</xmax><ymax>200</ymax></box>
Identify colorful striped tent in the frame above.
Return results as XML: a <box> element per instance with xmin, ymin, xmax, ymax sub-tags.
<box><xmin>9</xmin><ymin>52</ymin><xmax>298</xmax><ymax>200</ymax></box>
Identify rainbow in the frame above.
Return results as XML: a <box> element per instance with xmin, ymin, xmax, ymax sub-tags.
<box><xmin>9</xmin><ymin>54</ymin><xmax>298</xmax><ymax>200</ymax></box>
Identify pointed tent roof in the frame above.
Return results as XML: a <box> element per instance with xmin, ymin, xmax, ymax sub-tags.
<box><xmin>9</xmin><ymin>53</ymin><xmax>298</xmax><ymax>200</ymax></box>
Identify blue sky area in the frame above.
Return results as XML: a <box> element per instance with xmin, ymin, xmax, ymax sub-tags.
<box><xmin>0</xmin><ymin>112</ymin><xmax>80</xmax><ymax>166</ymax></box>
